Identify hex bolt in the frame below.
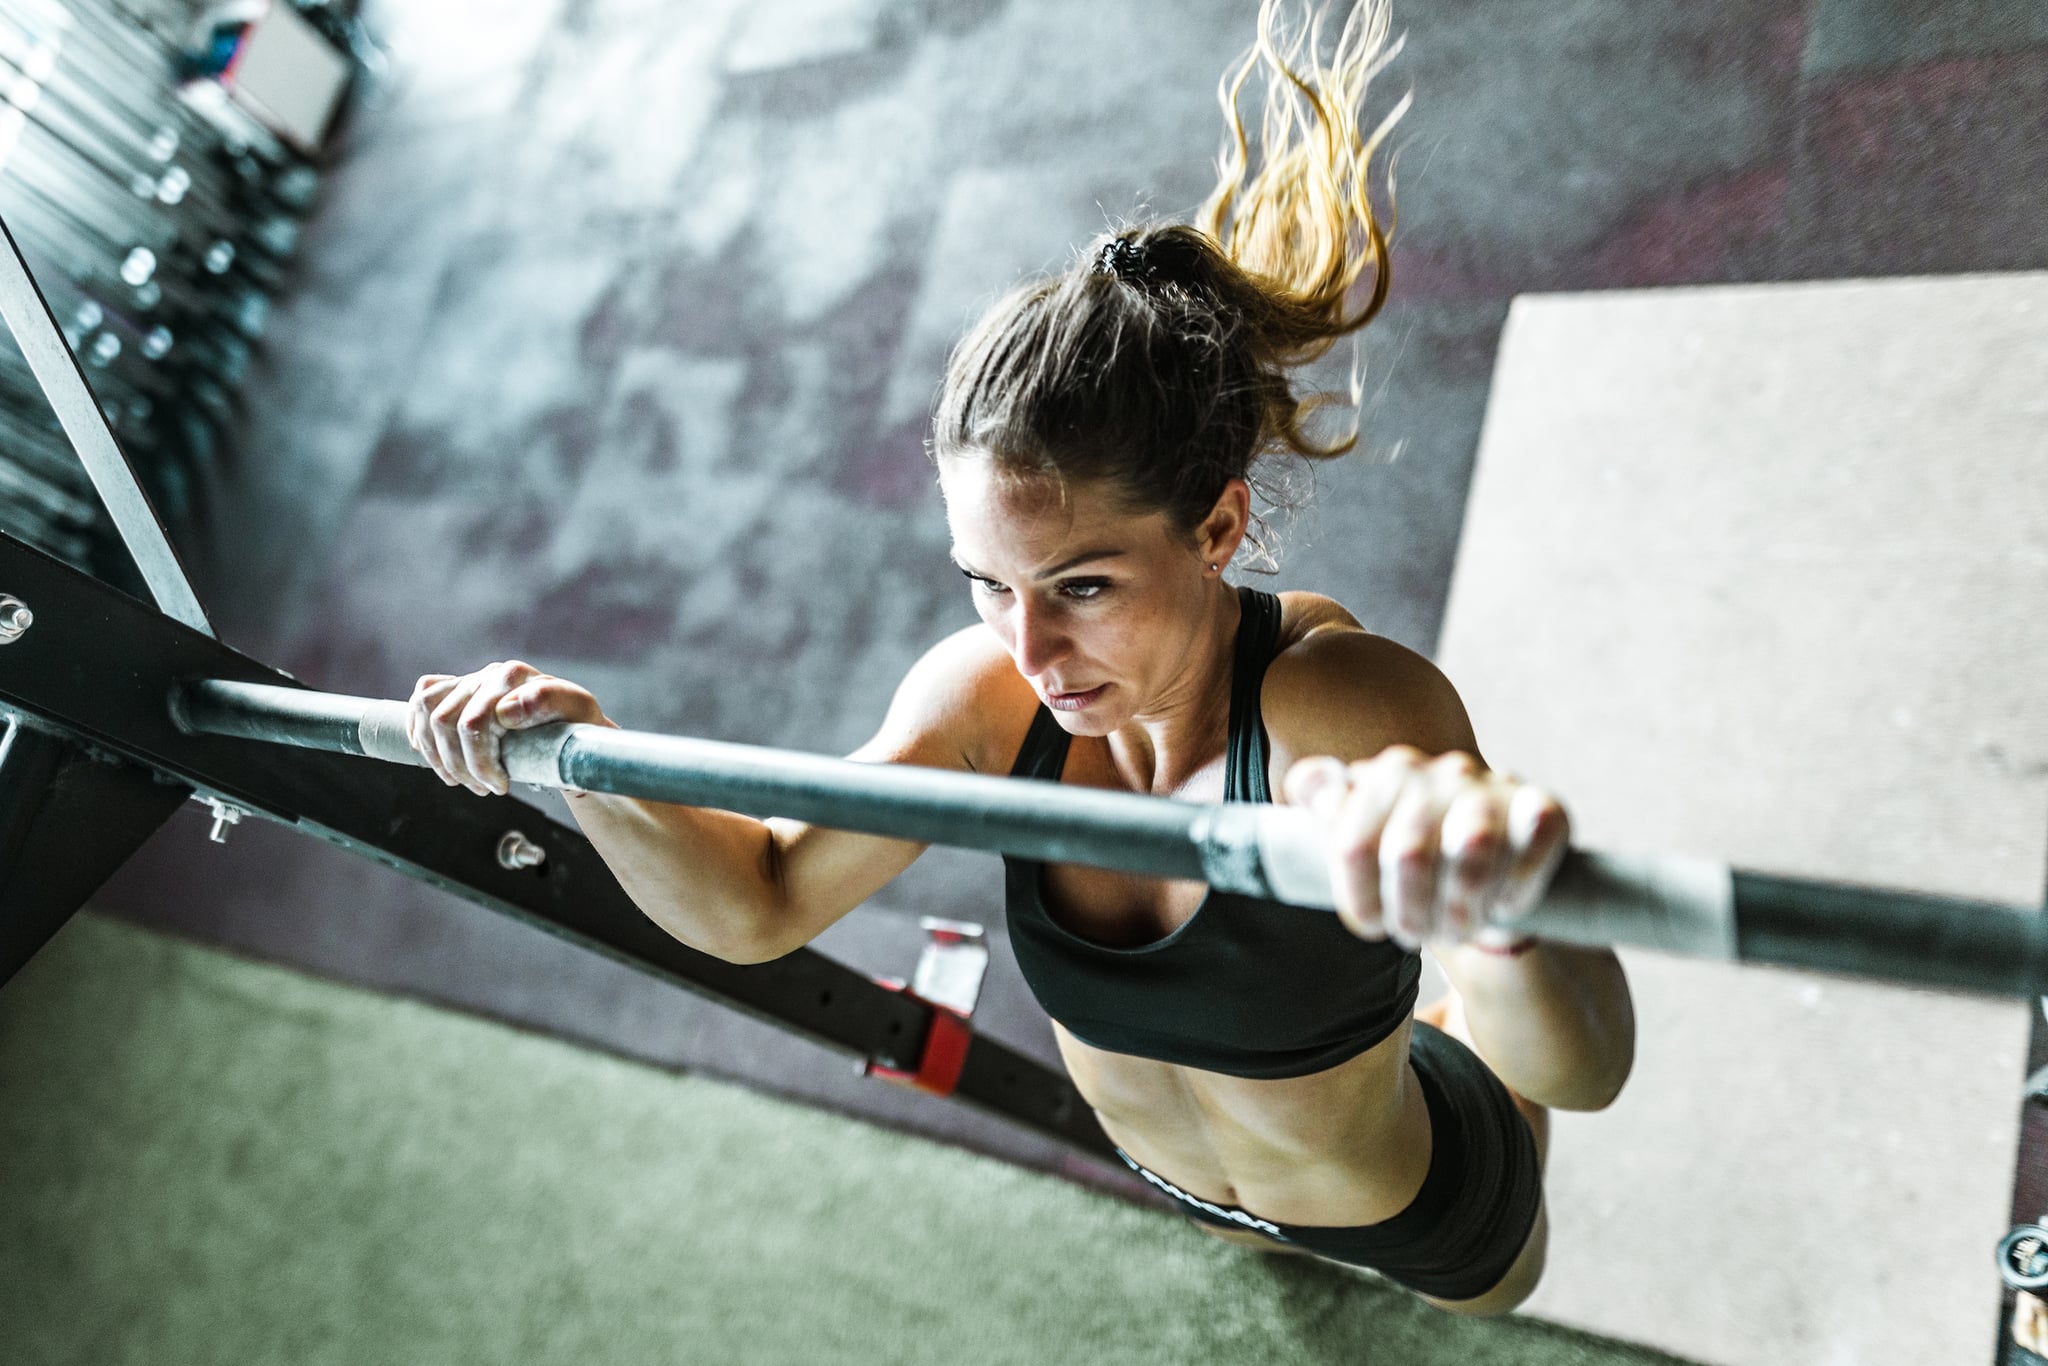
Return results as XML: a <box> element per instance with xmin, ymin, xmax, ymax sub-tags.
<box><xmin>497</xmin><ymin>831</ymin><xmax>546</xmax><ymax>871</ymax></box>
<box><xmin>0</xmin><ymin>595</ymin><xmax>31</xmax><ymax>644</ymax></box>
<box><xmin>204</xmin><ymin>799</ymin><xmax>242</xmax><ymax>844</ymax></box>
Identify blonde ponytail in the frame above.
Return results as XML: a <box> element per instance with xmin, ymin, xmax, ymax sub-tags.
<box><xmin>930</xmin><ymin>0</ymin><xmax>1409</xmax><ymax>547</ymax></box>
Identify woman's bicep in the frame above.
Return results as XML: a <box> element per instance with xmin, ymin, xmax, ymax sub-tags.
<box><xmin>749</xmin><ymin>627</ymin><xmax>1005</xmax><ymax>956</ymax></box>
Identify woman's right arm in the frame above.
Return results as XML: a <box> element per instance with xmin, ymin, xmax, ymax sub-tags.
<box><xmin>407</xmin><ymin>628</ymin><xmax>1009</xmax><ymax>964</ymax></box>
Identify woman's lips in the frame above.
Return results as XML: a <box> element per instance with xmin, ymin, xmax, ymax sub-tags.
<box><xmin>1046</xmin><ymin>684</ymin><xmax>1107</xmax><ymax>712</ymax></box>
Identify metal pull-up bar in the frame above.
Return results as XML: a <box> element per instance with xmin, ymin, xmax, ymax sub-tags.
<box><xmin>171</xmin><ymin>678</ymin><xmax>2048</xmax><ymax>999</ymax></box>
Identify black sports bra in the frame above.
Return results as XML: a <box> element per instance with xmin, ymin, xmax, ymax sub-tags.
<box><xmin>1002</xmin><ymin>586</ymin><xmax>1422</xmax><ymax>1081</ymax></box>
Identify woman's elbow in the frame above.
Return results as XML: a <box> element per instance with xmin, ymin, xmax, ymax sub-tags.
<box><xmin>631</xmin><ymin>894</ymin><xmax>795</xmax><ymax>966</ymax></box>
<box><xmin>714</xmin><ymin>930</ymin><xmax>805</xmax><ymax>965</ymax></box>
<box><xmin>1553</xmin><ymin>1020</ymin><xmax>1636</xmax><ymax>1113</ymax></box>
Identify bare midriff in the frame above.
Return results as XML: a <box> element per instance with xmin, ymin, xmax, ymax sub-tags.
<box><xmin>1058</xmin><ymin>1013</ymin><xmax>1433</xmax><ymax>1228</ymax></box>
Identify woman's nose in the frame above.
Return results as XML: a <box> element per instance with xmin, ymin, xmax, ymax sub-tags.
<box><xmin>1010</xmin><ymin>600</ymin><xmax>1066</xmax><ymax>676</ymax></box>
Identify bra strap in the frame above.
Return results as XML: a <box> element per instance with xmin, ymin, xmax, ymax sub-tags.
<box><xmin>1225</xmin><ymin>587</ymin><xmax>1283</xmax><ymax>803</ymax></box>
<box><xmin>1007</xmin><ymin>702</ymin><xmax>1073</xmax><ymax>781</ymax></box>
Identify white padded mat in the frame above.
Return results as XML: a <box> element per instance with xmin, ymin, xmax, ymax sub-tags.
<box><xmin>1435</xmin><ymin>273</ymin><xmax>2047</xmax><ymax>1365</ymax></box>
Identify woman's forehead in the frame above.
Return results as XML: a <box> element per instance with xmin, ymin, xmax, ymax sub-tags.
<box><xmin>939</xmin><ymin>461</ymin><xmax>1163</xmax><ymax>561</ymax></box>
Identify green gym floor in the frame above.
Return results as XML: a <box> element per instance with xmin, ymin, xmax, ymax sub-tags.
<box><xmin>0</xmin><ymin>912</ymin><xmax>1693</xmax><ymax>1365</ymax></box>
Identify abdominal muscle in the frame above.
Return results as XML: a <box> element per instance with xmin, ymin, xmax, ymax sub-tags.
<box><xmin>1056</xmin><ymin>1013</ymin><xmax>1434</xmax><ymax>1229</ymax></box>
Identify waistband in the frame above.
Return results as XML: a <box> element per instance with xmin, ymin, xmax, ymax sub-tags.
<box><xmin>1113</xmin><ymin>1148</ymin><xmax>1286</xmax><ymax>1238</ymax></box>
<box><xmin>1112</xmin><ymin>1026</ymin><xmax>1467</xmax><ymax>1245</ymax></box>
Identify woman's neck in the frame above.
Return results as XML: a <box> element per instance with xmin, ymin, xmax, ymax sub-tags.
<box><xmin>1103</xmin><ymin>582</ymin><xmax>1243</xmax><ymax>797</ymax></box>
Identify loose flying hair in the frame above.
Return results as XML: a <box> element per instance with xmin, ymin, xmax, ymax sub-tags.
<box><xmin>930</xmin><ymin>0</ymin><xmax>1410</xmax><ymax>563</ymax></box>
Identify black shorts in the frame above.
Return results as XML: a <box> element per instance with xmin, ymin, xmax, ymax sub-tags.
<box><xmin>1117</xmin><ymin>1021</ymin><xmax>1543</xmax><ymax>1301</ymax></box>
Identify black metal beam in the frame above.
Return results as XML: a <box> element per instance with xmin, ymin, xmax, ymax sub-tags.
<box><xmin>0</xmin><ymin>528</ymin><xmax>1109</xmax><ymax>1158</ymax></box>
<box><xmin>0</xmin><ymin>716</ymin><xmax>191</xmax><ymax>986</ymax></box>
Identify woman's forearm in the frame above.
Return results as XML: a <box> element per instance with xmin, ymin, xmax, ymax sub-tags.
<box><xmin>565</xmin><ymin>793</ymin><xmax>787</xmax><ymax>963</ymax></box>
<box><xmin>1442</xmin><ymin>941</ymin><xmax>1636</xmax><ymax>1112</ymax></box>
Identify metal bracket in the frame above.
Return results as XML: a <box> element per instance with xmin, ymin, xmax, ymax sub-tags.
<box><xmin>910</xmin><ymin>917</ymin><xmax>989</xmax><ymax>1016</ymax></box>
<box><xmin>863</xmin><ymin>918</ymin><xmax>988</xmax><ymax>1096</ymax></box>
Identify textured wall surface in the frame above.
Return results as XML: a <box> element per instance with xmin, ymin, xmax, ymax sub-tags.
<box><xmin>54</xmin><ymin>0</ymin><xmax>2048</xmax><ymax>1357</ymax></box>
<box><xmin>1437</xmin><ymin>273</ymin><xmax>2047</xmax><ymax>1364</ymax></box>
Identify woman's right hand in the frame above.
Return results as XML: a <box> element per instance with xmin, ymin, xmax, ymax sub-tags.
<box><xmin>407</xmin><ymin>661</ymin><xmax>613</xmax><ymax>797</ymax></box>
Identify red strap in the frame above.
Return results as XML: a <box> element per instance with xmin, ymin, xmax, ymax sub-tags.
<box><xmin>863</xmin><ymin>980</ymin><xmax>974</xmax><ymax>1096</ymax></box>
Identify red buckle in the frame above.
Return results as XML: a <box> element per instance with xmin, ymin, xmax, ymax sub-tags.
<box><xmin>863</xmin><ymin>977</ymin><xmax>974</xmax><ymax>1096</ymax></box>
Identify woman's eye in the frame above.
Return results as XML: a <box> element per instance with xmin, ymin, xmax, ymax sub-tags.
<box><xmin>1060</xmin><ymin>580</ymin><xmax>1107</xmax><ymax>600</ymax></box>
<box><xmin>963</xmin><ymin>571</ymin><xmax>1008</xmax><ymax>597</ymax></box>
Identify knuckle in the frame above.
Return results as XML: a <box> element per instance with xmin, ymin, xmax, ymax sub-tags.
<box><xmin>1436</xmin><ymin>751</ymin><xmax>1483</xmax><ymax>778</ymax></box>
<box><xmin>1453</xmin><ymin>863</ymin><xmax>1500</xmax><ymax>901</ymax></box>
<box><xmin>1454</xmin><ymin>818</ymin><xmax>1504</xmax><ymax>857</ymax></box>
<box><xmin>1391</xmin><ymin>840</ymin><xmax>1434</xmax><ymax>874</ymax></box>
<box><xmin>1338</xmin><ymin>833</ymin><xmax>1378</xmax><ymax>869</ymax></box>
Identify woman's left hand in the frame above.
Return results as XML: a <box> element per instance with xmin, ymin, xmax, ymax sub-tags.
<box><xmin>1281</xmin><ymin>746</ymin><xmax>1570</xmax><ymax>950</ymax></box>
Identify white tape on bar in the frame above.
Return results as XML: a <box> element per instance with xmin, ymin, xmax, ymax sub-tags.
<box><xmin>1253</xmin><ymin>805</ymin><xmax>1337</xmax><ymax>910</ymax></box>
<box><xmin>1534</xmin><ymin>850</ymin><xmax>1737</xmax><ymax>959</ymax></box>
<box><xmin>1258</xmin><ymin>803</ymin><xmax>1736</xmax><ymax>958</ymax></box>
<box><xmin>355</xmin><ymin>699</ymin><xmax>574</xmax><ymax>787</ymax></box>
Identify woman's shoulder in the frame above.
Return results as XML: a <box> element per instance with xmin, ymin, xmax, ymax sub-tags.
<box><xmin>882</xmin><ymin>623</ymin><xmax>1038</xmax><ymax>775</ymax></box>
<box><xmin>1261</xmin><ymin>591</ymin><xmax>1480</xmax><ymax>767</ymax></box>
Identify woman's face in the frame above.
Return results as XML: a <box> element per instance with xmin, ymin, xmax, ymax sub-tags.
<box><xmin>938</xmin><ymin>456</ymin><xmax>1242</xmax><ymax>735</ymax></box>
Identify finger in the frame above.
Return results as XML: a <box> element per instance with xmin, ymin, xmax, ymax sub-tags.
<box><xmin>1281</xmin><ymin>755</ymin><xmax>1348</xmax><ymax>811</ymax></box>
<box><xmin>458</xmin><ymin>687</ymin><xmax>510</xmax><ymax>796</ymax></box>
<box><xmin>428</xmin><ymin>677</ymin><xmax>489</xmax><ymax>794</ymax></box>
<box><xmin>494</xmin><ymin>676</ymin><xmax>593</xmax><ymax>730</ymax></box>
<box><xmin>410</xmin><ymin>677</ymin><xmax>462</xmax><ymax>784</ymax></box>
<box><xmin>1497</xmin><ymin>783</ymin><xmax>1571</xmax><ymax>924</ymax></box>
<box><xmin>1414</xmin><ymin>752</ymin><xmax>1495</xmax><ymax>940</ymax></box>
<box><xmin>1328</xmin><ymin>752</ymin><xmax>1421</xmax><ymax>942</ymax></box>
<box><xmin>407</xmin><ymin>679</ymin><xmax>464</xmax><ymax>786</ymax></box>
<box><xmin>495</xmin><ymin>680</ymin><xmax>545</xmax><ymax>729</ymax></box>
<box><xmin>1437</xmin><ymin>781</ymin><xmax>1512</xmax><ymax>939</ymax></box>
<box><xmin>1378</xmin><ymin>776</ymin><xmax>1444</xmax><ymax>949</ymax></box>
<box><xmin>463</xmin><ymin>662</ymin><xmax>539</xmax><ymax>794</ymax></box>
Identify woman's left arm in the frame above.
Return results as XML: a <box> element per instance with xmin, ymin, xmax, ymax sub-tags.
<box><xmin>1263</xmin><ymin>622</ymin><xmax>1635</xmax><ymax>1111</ymax></box>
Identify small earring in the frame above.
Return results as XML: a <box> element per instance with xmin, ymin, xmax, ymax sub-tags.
<box><xmin>1208</xmin><ymin>563</ymin><xmax>1220</xmax><ymax>574</ymax></box>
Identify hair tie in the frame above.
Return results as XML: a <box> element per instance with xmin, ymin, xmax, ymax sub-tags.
<box><xmin>1095</xmin><ymin>236</ymin><xmax>1152</xmax><ymax>285</ymax></box>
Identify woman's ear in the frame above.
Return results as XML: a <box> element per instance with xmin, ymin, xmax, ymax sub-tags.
<box><xmin>1196</xmin><ymin>478</ymin><xmax>1253</xmax><ymax>570</ymax></box>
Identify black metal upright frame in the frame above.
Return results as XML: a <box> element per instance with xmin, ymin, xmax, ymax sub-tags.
<box><xmin>0</xmin><ymin>527</ymin><xmax>1111</xmax><ymax>1155</ymax></box>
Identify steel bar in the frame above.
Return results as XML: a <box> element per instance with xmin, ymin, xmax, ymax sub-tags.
<box><xmin>170</xmin><ymin>678</ymin><xmax>2048</xmax><ymax>999</ymax></box>
<box><xmin>0</xmin><ymin>210</ymin><xmax>209</xmax><ymax>632</ymax></box>
<box><xmin>174</xmin><ymin>677</ymin><xmax>1334</xmax><ymax>907</ymax></box>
